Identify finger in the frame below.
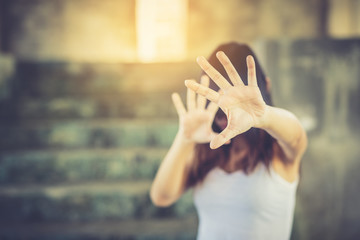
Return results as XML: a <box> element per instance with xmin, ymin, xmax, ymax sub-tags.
<box><xmin>207</xmin><ymin>101</ymin><xmax>219</xmax><ymax>116</ymax></box>
<box><xmin>171</xmin><ymin>93</ymin><xmax>186</xmax><ymax>116</ymax></box>
<box><xmin>246</xmin><ymin>55</ymin><xmax>258</xmax><ymax>87</ymax></box>
<box><xmin>197</xmin><ymin>75</ymin><xmax>209</xmax><ymax>110</ymax></box>
<box><xmin>185</xmin><ymin>80</ymin><xmax>220</xmax><ymax>103</ymax></box>
<box><xmin>207</xmin><ymin>131</ymin><xmax>219</xmax><ymax>143</ymax></box>
<box><xmin>210</xmin><ymin>127</ymin><xmax>237</xmax><ymax>149</ymax></box>
<box><xmin>216</xmin><ymin>51</ymin><xmax>244</xmax><ymax>86</ymax></box>
<box><xmin>197</xmin><ymin>56</ymin><xmax>232</xmax><ymax>90</ymax></box>
<box><xmin>187</xmin><ymin>86</ymin><xmax>196</xmax><ymax>111</ymax></box>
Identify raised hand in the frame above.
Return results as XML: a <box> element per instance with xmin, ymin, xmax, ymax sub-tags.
<box><xmin>172</xmin><ymin>75</ymin><xmax>219</xmax><ymax>143</ymax></box>
<box><xmin>185</xmin><ymin>51</ymin><xmax>267</xmax><ymax>149</ymax></box>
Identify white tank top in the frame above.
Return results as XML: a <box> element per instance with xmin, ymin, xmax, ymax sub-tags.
<box><xmin>193</xmin><ymin>162</ymin><xmax>299</xmax><ymax>240</ymax></box>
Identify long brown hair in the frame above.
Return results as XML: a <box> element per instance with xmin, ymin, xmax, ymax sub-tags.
<box><xmin>186</xmin><ymin>42</ymin><xmax>278</xmax><ymax>188</ymax></box>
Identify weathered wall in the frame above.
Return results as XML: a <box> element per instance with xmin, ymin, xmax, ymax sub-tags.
<box><xmin>1</xmin><ymin>0</ymin><xmax>136</xmax><ymax>61</ymax></box>
<box><xmin>328</xmin><ymin>0</ymin><xmax>360</xmax><ymax>37</ymax></box>
<box><xmin>3</xmin><ymin>0</ymin><xmax>360</xmax><ymax>61</ymax></box>
<box><xmin>0</xmin><ymin>53</ymin><xmax>13</xmax><ymax>99</ymax></box>
<box><xmin>262</xmin><ymin>39</ymin><xmax>360</xmax><ymax>240</ymax></box>
<box><xmin>1</xmin><ymin>0</ymin><xmax>332</xmax><ymax>62</ymax></box>
<box><xmin>0</xmin><ymin>0</ymin><xmax>14</xmax><ymax>101</ymax></box>
<box><xmin>1</xmin><ymin>0</ymin><xmax>360</xmax><ymax>240</ymax></box>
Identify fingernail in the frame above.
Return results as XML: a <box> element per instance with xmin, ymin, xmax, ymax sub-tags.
<box><xmin>197</xmin><ymin>56</ymin><xmax>205</xmax><ymax>63</ymax></box>
<box><xmin>201</xmin><ymin>75</ymin><xmax>209</xmax><ymax>80</ymax></box>
<box><xmin>210</xmin><ymin>141</ymin><xmax>218</xmax><ymax>149</ymax></box>
<box><xmin>184</xmin><ymin>80</ymin><xmax>190</xmax><ymax>86</ymax></box>
<box><xmin>216</xmin><ymin>51</ymin><xmax>224</xmax><ymax>57</ymax></box>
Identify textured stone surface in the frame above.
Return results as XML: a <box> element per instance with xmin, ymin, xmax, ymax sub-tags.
<box><xmin>1</xmin><ymin>0</ymin><xmax>360</xmax><ymax>238</ymax></box>
<box><xmin>0</xmin><ymin>94</ymin><xmax>177</xmax><ymax>120</ymax></box>
<box><xmin>0</xmin><ymin>119</ymin><xmax>178</xmax><ymax>150</ymax></box>
<box><xmin>1</xmin><ymin>38</ymin><xmax>360</xmax><ymax>240</ymax></box>
<box><xmin>261</xmin><ymin>39</ymin><xmax>360</xmax><ymax>135</ymax></box>
<box><xmin>0</xmin><ymin>217</ymin><xmax>198</xmax><ymax>240</ymax></box>
<box><xmin>9</xmin><ymin>61</ymin><xmax>198</xmax><ymax>98</ymax></box>
<box><xmin>1</xmin><ymin>0</ymin><xmax>329</xmax><ymax>62</ymax></box>
<box><xmin>0</xmin><ymin>60</ymin><xmax>198</xmax><ymax>121</ymax></box>
<box><xmin>1</xmin><ymin>0</ymin><xmax>137</xmax><ymax>61</ymax></box>
<box><xmin>259</xmin><ymin>39</ymin><xmax>360</xmax><ymax>240</ymax></box>
<box><xmin>0</xmin><ymin>53</ymin><xmax>14</xmax><ymax>99</ymax></box>
<box><xmin>0</xmin><ymin>148</ymin><xmax>167</xmax><ymax>184</ymax></box>
<box><xmin>0</xmin><ymin>181</ymin><xmax>196</xmax><ymax>223</ymax></box>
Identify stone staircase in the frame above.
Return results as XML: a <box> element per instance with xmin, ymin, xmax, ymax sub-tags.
<box><xmin>0</xmin><ymin>60</ymin><xmax>201</xmax><ymax>239</ymax></box>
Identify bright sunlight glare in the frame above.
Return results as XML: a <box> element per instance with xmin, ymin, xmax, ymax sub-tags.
<box><xmin>136</xmin><ymin>0</ymin><xmax>188</xmax><ymax>62</ymax></box>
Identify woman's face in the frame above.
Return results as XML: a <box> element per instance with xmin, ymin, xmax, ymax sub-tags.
<box><xmin>214</xmin><ymin>113</ymin><xmax>227</xmax><ymax>131</ymax></box>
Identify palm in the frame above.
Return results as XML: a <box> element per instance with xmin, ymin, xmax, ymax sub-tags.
<box><xmin>185</xmin><ymin>52</ymin><xmax>267</xmax><ymax>149</ymax></box>
<box><xmin>180</xmin><ymin>110</ymin><xmax>215</xmax><ymax>143</ymax></box>
<box><xmin>218</xmin><ymin>85</ymin><xmax>266</xmax><ymax>134</ymax></box>
<box><xmin>172</xmin><ymin>76</ymin><xmax>218</xmax><ymax>143</ymax></box>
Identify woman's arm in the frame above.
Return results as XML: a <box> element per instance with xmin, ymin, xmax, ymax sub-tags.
<box><xmin>258</xmin><ymin>106</ymin><xmax>307</xmax><ymax>181</ymax></box>
<box><xmin>150</xmin><ymin>76</ymin><xmax>219</xmax><ymax>207</ymax></box>
<box><xmin>150</xmin><ymin>133</ymin><xmax>194</xmax><ymax>207</ymax></box>
<box><xmin>259</xmin><ymin>106</ymin><xmax>307</xmax><ymax>164</ymax></box>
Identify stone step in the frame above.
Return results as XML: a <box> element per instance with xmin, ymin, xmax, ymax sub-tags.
<box><xmin>0</xmin><ymin>148</ymin><xmax>167</xmax><ymax>184</ymax></box>
<box><xmin>0</xmin><ymin>216</ymin><xmax>197</xmax><ymax>240</ymax></box>
<box><xmin>0</xmin><ymin>119</ymin><xmax>178</xmax><ymax>151</ymax></box>
<box><xmin>0</xmin><ymin>53</ymin><xmax>15</xmax><ymax>100</ymax></box>
<box><xmin>12</xmin><ymin>61</ymin><xmax>199</xmax><ymax>98</ymax></box>
<box><xmin>0</xmin><ymin>92</ymin><xmax>180</xmax><ymax>120</ymax></box>
<box><xmin>0</xmin><ymin>180</ymin><xmax>196</xmax><ymax>223</ymax></box>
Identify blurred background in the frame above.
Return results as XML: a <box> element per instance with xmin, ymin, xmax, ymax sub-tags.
<box><xmin>0</xmin><ymin>0</ymin><xmax>359</xmax><ymax>239</ymax></box>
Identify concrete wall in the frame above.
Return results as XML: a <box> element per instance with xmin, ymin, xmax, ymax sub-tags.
<box><xmin>328</xmin><ymin>0</ymin><xmax>360</xmax><ymax>37</ymax></box>
<box><xmin>262</xmin><ymin>39</ymin><xmax>360</xmax><ymax>239</ymax></box>
<box><xmin>1</xmin><ymin>0</ymin><xmax>136</xmax><ymax>61</ymax></box>
<box><xmin>3</xmin><ymin>0</ymin><xmax>360</xmax><ymax>61</ymax></box>
<box><xmin>0</xmin><ymin>0</ymin><xmax>334</xmax><ymax>62</ymax></box>
<box><xmin>1</xmin><ymin>1</ymin><xmax>360</xmax><ymax>240</ymax></box>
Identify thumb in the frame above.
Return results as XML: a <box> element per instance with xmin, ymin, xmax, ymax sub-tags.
<box><xmin>206</xmin><ymin>131</ymin><xmax>219</xmax><ymax>143</ymax></box>
<box><xmin>210</xmin><ymin>127</ymin><xmax>236</xmax><ymax>149</ymax></box>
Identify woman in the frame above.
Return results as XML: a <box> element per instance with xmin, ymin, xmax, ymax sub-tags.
<box><xmin>150</xmin><ymin>42</ymin><xmax>307</xmax><ymax>240</ymax></box>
